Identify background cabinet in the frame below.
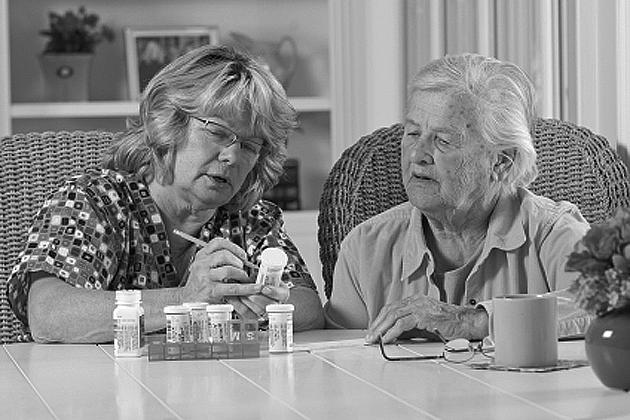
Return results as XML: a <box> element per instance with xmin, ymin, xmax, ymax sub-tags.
<box><xmin>0</xmin><ymin>0</ymin><xmax>336</xmax><ymax>211</ymax></box>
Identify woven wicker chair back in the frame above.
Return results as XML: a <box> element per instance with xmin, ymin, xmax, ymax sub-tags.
<box><xmin>0</xmin><ymin>131</ymin><xmax>116</xmax><ymax>343</ymax></box>
<box><xmin>318</xmin><ymin>118</ymin><xmax>630</xmax><ymax>299</ymax></box>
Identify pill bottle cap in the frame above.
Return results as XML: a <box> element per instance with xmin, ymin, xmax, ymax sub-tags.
<box><xmin>163</xmin><ymin>305</ymin><xmax>189</xmax><ymax>314</ymax></box>
<box><xmin>260</xmin><ymin>247</ymin><xmax>288</xmax><ymax>269</ymax></box>
<box><xmin>266</xmin><ymin>303</ymin><xmax>294</xmax><ymax>313</ymax></box>
<box><xmin>115</xmin><ymin>290</ymin><xmax>141</xmax><ymax>304</ymax></box>
<box><xmin>182</xmin><ymin>302</ymin><xmax>209</xmax><ymax>310</ymax></box>
<box><xmin>206</xmin><ymin>304</ymin><xmax>234</xmax><ymax>313</ymax></box>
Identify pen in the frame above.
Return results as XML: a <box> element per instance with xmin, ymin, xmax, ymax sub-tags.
<box><xmin>172</xmin><ymin>229</ymin><xmax>258</xmax><ymax>272</ymax></box>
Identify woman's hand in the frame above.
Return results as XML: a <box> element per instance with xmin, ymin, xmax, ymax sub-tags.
<box><xmin>226</xmin><ymin>283</ymin><xmax>291</xmax><ymax>319</ymax></box>
<box><xmin>365</xmin><ymin>294</ymin><xmax>489</xmax><ymax>344</ymax></box>
<box><xmin>182</xmin><ymin>237</ymin><xmax>263</xmax><ymax>304</ymax></box>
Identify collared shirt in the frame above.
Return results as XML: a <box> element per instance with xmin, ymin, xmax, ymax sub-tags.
<box><xmin>8</xmin><ymin>168</ymin><xmax>316</xmax><ymax>326</ymax></box>
<box><xmin>324</xmin><ymin>188</ymin><xmax>591</xmax><ymax>336</ymax></box>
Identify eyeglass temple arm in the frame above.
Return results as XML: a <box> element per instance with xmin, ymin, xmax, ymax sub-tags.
<box><xmin>378</xmin><ymin>336</ymin><xmax>443</xmax><ymax>361</ymax></box>
<box><xmin>432</xmin><ymin>329</ymin><xmax>449</xmax><ymax>344</ymax></box>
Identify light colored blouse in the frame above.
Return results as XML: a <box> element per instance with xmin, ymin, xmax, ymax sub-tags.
<box><xmin>325</xmin><ymin>188</ymin><xmax>592</xmax><ymax>337</ymax></box>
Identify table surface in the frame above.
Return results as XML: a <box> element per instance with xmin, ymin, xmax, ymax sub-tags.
<box><xmin>2</xmin><ymin>330</ymin><xmax>629</xmax><ymax>420</ymax></box>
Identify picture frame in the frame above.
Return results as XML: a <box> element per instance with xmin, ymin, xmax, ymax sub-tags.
<box><xmin>124</xmin><ymin>26</ymin><xmax>220</xmax><ymax>100</ymax></box>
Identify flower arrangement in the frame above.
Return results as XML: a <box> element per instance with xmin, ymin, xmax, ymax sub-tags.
<box><xmin>566</xmin><ymin>208</ymin><xmax>630</xmax><ymax>316</ymax></box>
<box><xmin>40</xmin><ymin>6</ymin><xmax>115</xmax><ymax>54</ymax></box>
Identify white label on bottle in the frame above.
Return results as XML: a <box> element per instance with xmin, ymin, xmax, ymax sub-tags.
<box><xmin>166</xmin><ymin>313</ymin><xmax>190</xmax><ymax>343</ymax></box>
<box><xmin>268</xmin><ymin>311</ymin><xmax>293</xmax><ymax>353</ymax></box>
<box><xmin>190</xmin><ymin>309</ymin><xmax>208</xmax><ymax>343</ymax></box>
<box><xmin>114</xmin><ymin>317</ymin><xmax>141</xmax><ymax>357</ymax></box>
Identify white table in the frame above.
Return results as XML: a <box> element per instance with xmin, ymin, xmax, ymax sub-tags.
<box><xmin>2</xmin><ymin>330</ymin><xmax>629</xmax><ymax>419</ymax></box>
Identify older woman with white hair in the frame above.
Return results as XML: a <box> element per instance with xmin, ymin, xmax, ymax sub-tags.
<box><xmin>325</xmin><ymin>53</ymin><xmax>590</xmax><ymax>344</ymax></box>
<box><xmin>8</xmin><ymin>45</ymin><xmax>324</xmax><ymax>343</ymax></box>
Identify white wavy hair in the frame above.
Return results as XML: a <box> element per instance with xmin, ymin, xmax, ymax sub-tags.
<box><xmin>408</xmin><ymin>53</ymin><xmax>538</xmax><ymax>192</ymax></box>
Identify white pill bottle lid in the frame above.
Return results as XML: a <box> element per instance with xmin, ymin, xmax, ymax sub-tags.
<box><xmin>163</xmin><ymin>305</ymin><xmax>189</xmax><ymax>314</ymax></box>
<box><xmin>266</xmin><ymin>303</ymin><xmax>294</xmax><ymax>313</ymax></box>
<box><xmin>260</xmin><ymin>247</ymin><xmax>288</xmax><ymax>269</ymax></box>
<box><xmin>206</xmin><ymin>304</ymin><xmax>234</xmax><ymax>313</ymax></box>
<box><xmin>182</xmin><ymin>302</ymin><xmax>209</xmax><ymax>310</ymax></box>
<box><xmin>115</xmin><ymin>290</ymin><xmax>141</xmax><ymax>304</ymax></box>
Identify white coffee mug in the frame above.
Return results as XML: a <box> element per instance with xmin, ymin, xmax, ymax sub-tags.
<box><xmin>490</xmin><ymin>294</ymin><xmax>558</xmax><ymax>368</ymax></box>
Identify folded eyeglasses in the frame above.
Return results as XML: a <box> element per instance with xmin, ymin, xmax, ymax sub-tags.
<box><xmin>378</xmin><ymin>329</ymin><xmax>494</xmax><ymax>363</ymax></box>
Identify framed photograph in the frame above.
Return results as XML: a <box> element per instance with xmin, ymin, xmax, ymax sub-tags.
<box><xmin>125</xmin><ymin>26</ymin><xmax>219</xmax><ymax>100</ymax></box>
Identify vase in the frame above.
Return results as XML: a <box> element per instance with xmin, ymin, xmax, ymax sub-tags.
<box><xmin>39</xmin><ymin>53</ymin><xmax>93</xmax><ymax>101</ymax></box>
<box><xmin>585</xmin><ymin>306</ymin><xmax>630</xmax><ymax>391</ymax></box>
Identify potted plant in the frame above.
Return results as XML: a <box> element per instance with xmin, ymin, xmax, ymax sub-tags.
<box><xmin>566</xmin><ymin>208</ymin><xmax>630</xmax><ymax>391</ymax></box>
<box><xmin>39</xmin><ymin>6</ymin><xmax>114</xmax><ymax>101</ymax></box>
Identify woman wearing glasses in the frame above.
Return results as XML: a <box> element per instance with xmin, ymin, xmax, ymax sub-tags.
<box><xmin>325</xmin><ymin>54</ymin><xmax>592</xmax><ymax>345</ymax></box>
<box><xmin>8</xmin><ymin>45</ymin><xmax>324</xmax><ymax>343</ymax></box>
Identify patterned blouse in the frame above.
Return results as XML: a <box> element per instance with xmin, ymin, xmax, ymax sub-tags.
<box><xmin>8</xmin><ymin>168</ymin><xmax>316</xmax><ymax>325</ymax></box>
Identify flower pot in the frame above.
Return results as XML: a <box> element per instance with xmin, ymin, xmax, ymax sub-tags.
<box><xmin>39</xmin><ymin>53</ymin><xmax>93</xmax><ymax>101</ymax></box>
<box><xmin>585</xmin><ymin>307</ymin><xmax>630</xmax><ymax>391</ymax></box>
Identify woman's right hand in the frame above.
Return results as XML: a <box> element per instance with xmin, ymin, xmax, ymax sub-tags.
<box><xmin>181</xmin><ymin>237</ymin><xmax>263</xmax><ymax>304</ymax></box>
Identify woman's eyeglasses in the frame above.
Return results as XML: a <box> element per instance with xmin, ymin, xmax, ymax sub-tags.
<box><xmin>378</xmin><ymin>329</ymin><xmax>494</xmax><ymax>363</ymax></box>
<box><xmin>190</xmin><ymin>116</ymin><xmax>266</xmax><ymax>158</ymax></box>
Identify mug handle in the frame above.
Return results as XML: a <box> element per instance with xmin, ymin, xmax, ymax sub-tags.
<box><xmin>488</xmin><ymin>310</ymin><xmax>495</xmax><ymax>343</ymax></box>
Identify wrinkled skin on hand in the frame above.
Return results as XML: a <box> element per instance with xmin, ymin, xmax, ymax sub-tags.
<box><xmin>181</xmin><ymin>237</ymin><xmax>289</xmax><ymax>318</ymax></box>
<box><xmin>365</xmin><ymin>294</ymin><xmax>489</xmax><ymax>344</ymax></box>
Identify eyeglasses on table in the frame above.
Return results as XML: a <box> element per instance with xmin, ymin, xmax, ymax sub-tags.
<box><xmin>378</xmin><ymin>329</ymin><xmax>494</xmax><ymax>363</ymax></box>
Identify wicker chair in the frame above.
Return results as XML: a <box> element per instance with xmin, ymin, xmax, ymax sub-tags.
<box><xmin>318</xmin><ymin>118</ymin><xmax>630</xmax><ymax>300</ymax></box>
<box><xmin>0</xmin><ymin>131</ymin><xmax>116</xmax><ymax>343</ymax></box>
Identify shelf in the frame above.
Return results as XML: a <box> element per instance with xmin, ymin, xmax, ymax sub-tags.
<box><xmin>11</xmin><ymin>101</ymin><xmax>138</xmax><ymax>118</ymax></box>
<box><xmin>1</xmin><ymin>0</ymin><xmax>340</xmax><ymax>211</ymax></box>
<box><xmin>10</xmin><ymin>97</ymin><xmax>331</xmax><ymax>119</ymax></box>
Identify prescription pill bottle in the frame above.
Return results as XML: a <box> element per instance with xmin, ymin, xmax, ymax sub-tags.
<box><xmin>266</xmin><ymin>303</ymin><xmax>294</xmax><ymax>353</ymax></box>
<box><xmin>183</xmin><ymin>302</ymin><xmax>209</xmax><ymax>343</ymax></box>
<box><xmin>164</xmin><ymin>305</ymin><xmax>191</xmax><ymax>343</ymax></box>
<box><xmin>206</xmin><ymin>304</ymin><xmax>234</xmax><ymax>343</ymax></box>
<box><xmin>113</xmin><ymin>290</ymin><xmax>144</xmax><ymax>357</ymax></box>
<box><xmin>256</xmin><ymin>247</ymin><xmax>288</xmax><ymax>287</ymax></box>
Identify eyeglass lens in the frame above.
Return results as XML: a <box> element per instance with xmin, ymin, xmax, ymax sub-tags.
<box><xmin>191</xmin><ymin>116</ymin><xmax>265</xmax><ymax>155</ymax></box>
<box><xmin>443</xmin><ymin>338</ymin><xmax>476</xmax><ymax>363</ymax></box>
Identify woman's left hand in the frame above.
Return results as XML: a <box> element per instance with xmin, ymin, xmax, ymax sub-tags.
<box><xmin>226</xmin><ymin>283</ymin><xmax>291</xmax><ymax>319</ymax></box>
<box><xmin>365</xmin><ymin>294</ymin><xmax>489</xmax><ymax>344</ymax></box>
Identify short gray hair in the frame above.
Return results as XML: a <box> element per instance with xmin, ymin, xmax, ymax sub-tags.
<box><xmin>103</xmin><ymin>45</ymin><xmax>297</xmax><ymax>211</ymax></box>
<box><xmin>408</xmin><ymin>53</ymin><xmax>538</xmax><ymax>191</ymax></box>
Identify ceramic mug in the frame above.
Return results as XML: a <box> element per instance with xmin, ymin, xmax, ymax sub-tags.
<box><xmin>490</xmin><ymin>294</ymin><xmax>558</xmax><ymax>368</ymax></box>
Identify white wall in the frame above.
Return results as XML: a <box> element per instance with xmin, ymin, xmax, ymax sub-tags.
<box><xmin>565</xmin><ymin>0</ymin><xmax>618</xmax><ymax>147</ymax></box>
<box><xmin>283</xmin><ymin>211</ymin><xmax>326</xmax><ymax>303</ymax></box>
<box><xmin>330</xmin><ymin>0</ymin><xmax>405</xmax><ymax>159</ymax></box>
<box><xmin>405</xmin><ymin>0</ymin><xmax>630</xmax><ymax>166</ymax></box>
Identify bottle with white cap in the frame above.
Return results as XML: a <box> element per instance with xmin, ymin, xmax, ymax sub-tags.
<box><xmin>266</xmin><ymin>303</ymin><xmax>294</xmax><ymax>353</ymax></box>
<box><xmin>113</xmin><ymin>290</ymin><xmax>144</xmax><ymax>357</ymax></box>
<box><xmin>206</xmin><ymin>303</ymin><xmax>234</xmax><ymax>343</ymax></box>
<box><xmin>256</xmin><ymin>247</ymin><xmax>288</xmax><ymax>287</ymax></box>
<box><xmin>163</xmin><ymin>305</ymin><xmax>191</xmax><ymax>343</ymax></box>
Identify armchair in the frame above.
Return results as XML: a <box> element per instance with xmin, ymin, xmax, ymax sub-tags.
<box><xmin>318</xmin><ymin>118</ymin><xmax>630</xmax><ymax>300</ymax></box>
<box><xmin>0</xmin><ymin>131</ymin><xmax>115</xmax><ymax>343</ymax></box>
